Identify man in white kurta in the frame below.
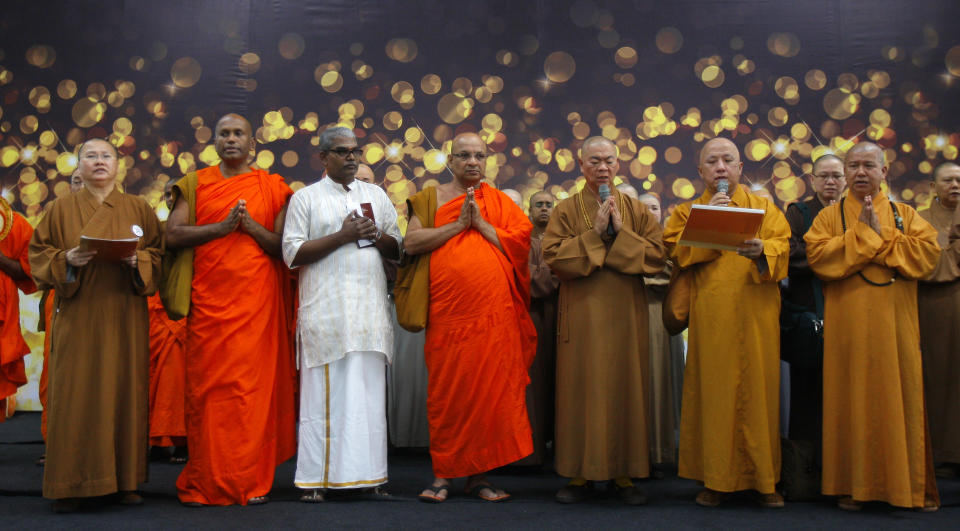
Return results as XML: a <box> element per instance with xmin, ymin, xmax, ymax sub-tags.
<box><xmin>281</xmin><ymin>127</ymin><xmax>401</xmax><ymax>501</ymax></box>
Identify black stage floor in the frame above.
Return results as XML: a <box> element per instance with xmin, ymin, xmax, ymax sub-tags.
<box><xmin>2</xmin><ymin>412</ymin><xmax>957</xmax><ymax>529</ymax></box>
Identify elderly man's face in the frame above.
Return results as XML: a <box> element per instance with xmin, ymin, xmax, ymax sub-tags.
<box><xmin>580</xmin><ymin>141</ymin><xmax>619</xmax><ymax>195</ymax></box>
<box><xmin>932</xmin><ymin>164</ymin><xmax>960</xmax><ymax>209</ymax></box>
<box><xmin>811</xmin><ymin>158</ymin><xmax>845</xmax><ymax>204</ymax></box>
<box><xmin>321</xmin><ymin>136</ymin><xmax>360</xmax><ymax>182</ymax></box>
<box><xmin>528</xmin><ymin>192</ymin><xmax>554</xmax><ymax>228</ymax></box>
<box><xmin>844</xmin><ymin>147</ymin><xmax>886</xmax><ymax>200</ymax></box>
<box><xmin>78</xmin><ymin>139</ymin><xmax>118</xmax><ymax>188</ymax></box>
<box><xmin>449</xmin><ymin>135</ymin><xmax>486</xmax><ymax>185</ymax></box>
<box><xmin>698</xmin><ymin>139</ymin><xmax>743</xmax><ymax>194</ymax></box>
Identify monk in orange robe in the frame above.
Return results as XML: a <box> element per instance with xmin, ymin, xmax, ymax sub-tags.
<box><xmin>663</xmin><ymin>137</ymin><xmax>790</xmax><ymax>508</ymax></box>
<box><xmin>405</xmin><ymin>133</ymin><xmax>535</xmax><ymax>502</ymax></box>
<box><xmin>167</xmin><ymin>114</ymin><xmax>297</xmax><ymax>506</ymax></box>
<box><xmin>0</xmin><ymin>204</ymin><xmax>38</xmax><ymax>421</ymax></box>
<box><xmin>805</xmin><ymin>142</ymin><xmax>940</xmax><ymax>511</ymax></box>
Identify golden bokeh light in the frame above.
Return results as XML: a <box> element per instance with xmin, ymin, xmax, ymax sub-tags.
<box><xmin>385</xmin><ymin>38</ymin><xmax>418</xmax><ymax>63</ymax></box>
<box><xmin>171</xmin><ymin>57</ymin><xmax>202</xmax><ymax>88</ymax></box>
<box><xmin>823</xmin><ymin>88</ymin><xmax>860</xmax><ymax>120</ymax></box>
<box><xmin>614</xmin><ymin>47</ymin><xmax>637</xmax><ymax>68</ymax></box>
<box><xmin>437</xmin><ymin>93</ymin><xmax>473</xmax><ymax>124</ymax></box>
<box><xmin>319</xmin><ymin>70</ymin><xmax>343</xmax><ymax>92</ymax></box>
<box><xmin>767</xmin><ymin>33</ymin><xmax>801</xmax><ymax>57</ymax></box>
<box><xmin>804</xmin><ymin>69</ymin><xmax>827</xmax><ymax>90</ymax></box>
<box><xmin>25</xmin><ymin>45</ymin><xmax>56</xmax><ymax>68</ymax></box>
<box><xmin>700</xmin><ymin>65</ymin><xmax>725</xmax><ymax>88</ymax></box>
<box><xmin>421</xmin><ymin>74</ymin><xmax>442</xmax><ymax>95</ymax></box>
<box><xmin>544</xmin><ymin>51</ymin><xmax>576</xmax><ymax>83</ymax></box>
<box><xmin>278</xmin><ymin>33</ymin><xmax>305</xmax><ymax>60</ymax></box>
<box><xmin>672</xmin><ymin>177</ymin><xmax>696</xmax><ymax>199</ymax></box>
<box><xmin>655</xmin><ymin>27</ymin><xmax>683</xmax><ymax>54</ymax></box>
<box><xmin>239</xmin><ymin>53</ymin><xmax>261</xmax><ymax>74</ymax></box>
<box><xmin>946</xmin><ymin>45</ymin><xmax>960</xmax><ymax>76</ymax></box>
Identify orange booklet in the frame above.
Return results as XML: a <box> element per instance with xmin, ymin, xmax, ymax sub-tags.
<box><xmin>678</xmin><ymin>204</ymin><xmax>765</xmax><ymax>251</ymax></box>
<box><xmin>79</xmin><ymin>236</ymin><xmax>139</xmax><ymax>263</ymax></box>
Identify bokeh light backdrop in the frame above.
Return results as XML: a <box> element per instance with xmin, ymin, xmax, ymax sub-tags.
<box><xmin>4</xmin><ymin>0</ymin><xmax>960</xmax><ymax>407</ymax></box>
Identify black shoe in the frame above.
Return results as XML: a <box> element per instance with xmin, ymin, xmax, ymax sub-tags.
<box><xmin>555</xmin><ymin>482</ymin><xmax>593</xmax><ymax>504</ymax></box>
<box><xmin>613</xmin><ymin>483</ymin><xmax>647</xmax><ymax>506</ymax></box>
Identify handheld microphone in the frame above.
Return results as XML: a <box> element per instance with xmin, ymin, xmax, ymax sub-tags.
<box><xmin>716</xmin><ymin>179</ymin><xmax>729</xmax><ymax>196</ymax></box>
<box><xmin>598</xmin><ymin>184</ymin><xmax>616</xmax><ymax>236</ymax></box>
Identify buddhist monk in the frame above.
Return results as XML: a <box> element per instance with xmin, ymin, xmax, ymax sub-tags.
<box><xmin>805</xmin><ymin>141</ymin><xmax>940</xmax><ymax>511</ymax></box>
<box><xmin>616</xmin><ymin>182</ymin><xmax>639</xmax><ymax>200</ymax></box>
<box><xmin>638</xmin><ymin>192</ymin><xmax>685</xmax><ymax>471</ymax></box>
<box><xmin>147</xmin><ymin>180</ymin><xmax>187</xmax><ymax>463</ymax></box>
<box><xmin>0</xmin><ymin>198</ymin><xmax>37</xmax><ymax>421</ymax></box>
<box><xmin>516</xmin><ymin>190</ymin><xmax>559</xmax><ymax>468</ymax></box>
<box><xmin>544</xmin><ymin>137</ymin><xmax>666</xmax><ymax>505</ymax></box>
<box><xmin>355</xmin><ymin>163</ymin><xmax>376</xmax><ymax>184</ymax></box>
<box><xmin>166</xmin><ymin>114</ymin><xmax>297</xmax><ymax>506</ymax></box>
<box><xmin>918</xmin><ymin>162</ymin><xmax>960</xmax><ymax>478</ymax></box>
<box><xmin>405</xmin><ymin>132</ymin><xmax>535</xmax><ymax>502</ymax></box>
<box><xmin>30</xmin><ymin>138</ymin><xmax>162</xmax><ymax>512</ymax></box>
<box><xmin>503</xmin><ymin>188</ymin><xmax>523</xmax><ymax>209</ymax></box>
<box><xmin>662</xmin><ymin>137</ymin><xmax>790</xmax><ymax>508</ymax></box>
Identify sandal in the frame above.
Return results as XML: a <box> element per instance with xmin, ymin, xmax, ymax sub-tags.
<box><xmin>465</xmin><ymin>482</ymin><xmax>511</xmax><ymax>502</ymax></box>
<box><xmin>300</xmin><ymin>489</ymin><xmax>325</xmax><ymax>503</ymax></box>
<box><xmin>169</xmin><ymin>446</ymin><xmax>188</xmax><ymax>464</ymax></box>
<box><xmin>247</xmin><ymin>495</ymin><xmax>269</xmax><ymax>505</ymax></box>
<box><xmin>418</xmin><ymin>482</ymin><xmax>451</xmax><ymax>503</ymax></box>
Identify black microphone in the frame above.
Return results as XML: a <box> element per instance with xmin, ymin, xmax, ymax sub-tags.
<box><xmin>598</xmin><ymin>184</ymin><xmax>616</xmax><ymax>236</ymax></box>
<box><xmin>716</xmin><ymin>179</ymin><xmax>729</xmax><ymax>196</ymax></box>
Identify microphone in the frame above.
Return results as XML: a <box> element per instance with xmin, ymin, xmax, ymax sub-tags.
<box><xmin>716</xmin><ymin>179</ymin><xmax>729</xmax><ymax>196</ymax></box>
<box><xmin>598</xmin><ymin>184</ymin><xmax>616</xmax><ymax>236</ymax></box>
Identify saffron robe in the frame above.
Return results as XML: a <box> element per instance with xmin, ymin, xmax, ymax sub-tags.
<box><xmin>147</xmin><ymin>292</ymin><xmax>187</xmax><ymax>446</ymax></box>
<box><xmin>175</xmin><ymin>166</ymin><xmax>297</xmax><ymax>505</ymax></box>
<box><xmin>918</xmin><ymin>201</ymin><xmax>960</xmax><ymax>465</ymax></box>
<box><xmin>805</xmin><ymin>193</ymin><xmax>940</xmax><ymax>508</ymax></box>
<box><xmin>29</xmin><ymin>187</ymin><xmax>162</xmax><ymax>499</ymax></box>
<box><xmin>421</xmin><ymin>183</ymin><xmax>536</xmax><ymax>478</ymax></box>
<box><xmin>645</xmin><ymin>263</ymin><xmax>685</xmax><ymax>464</ymax></box>
<box><xmin>663</xmin><ymin>184</ymin><xmax>789</xmax><ymax>494</ymax></box>
<box><xmin>543</xmin><ymin>186</ymin><xmax>667</xmax><ymax>479</ymax></box>
<box><xmin>0</xmin><ymin>212</ymin><xmax>37</xmax><ymax>417</ymax></box>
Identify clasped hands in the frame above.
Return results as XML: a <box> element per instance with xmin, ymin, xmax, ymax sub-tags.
<box><xmin>339</xmin><ymin>210</ymin><xmax>379</xmax><ymax>242</ymax></box>
<box><xmin>709</xmin><ymin>187</ymin><xmax>764</xmax><ymax>259</ymax></box>
<box><xmin>593</xmin><ymin>196</ymin><xmax>623</xmax><ymax>236</ymax></box>
<box><xmin>858</xmin><ymin>194</ymin><xmax>883</xmax><ymax>236</ymax></box>
<box><xmin>454</xmin><ymin>187</ymin><xmax>493</xmax><ymax>232</ymax></box>
<box><xmin>219</xmin><ymin>199</ymin><xmax>265</xmax><ymax>236</ymax></box>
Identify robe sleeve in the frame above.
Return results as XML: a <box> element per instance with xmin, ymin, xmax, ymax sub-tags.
<box><xmin>133</xmin><ymin>200</ymin><xmax>163</xmax><ymax>296</ymax></box>
<box><xmin>10</xmin><ymin>215</ymin><xmax>37</xmax><ymax>294</ymax></box>
<box><xmin>542</xmin><ymin>201</ymin><xmax>607</xmax><ymax>280</ymax></box>
<box><xmin>785</xmin><ymin>203</ymin><xmax>811</xmax><ymax>273</ymax></box>
<box><xmin>604</xmin><ymin>200</ymin><xmax>666</xmax><ymax>275</ymax></box>
<box><xmin>529</xmin><ymin>237</ymin><xmax>559</xmax><ymax>299</ymax></box>
<box><xmin>749</xmin><ymin>200</ymin><xmax>790</xmax><ymax>283</ymax></box>
<box><xmin>28</xmin><ymin>202</ymin><xmax>80</xmax><ymax>298</ymax></box>
<box><xmin>872</xmin><ymin>206</ymin><xmax>940</xmax><ymax>281</ymax></box>
<box><xmin>492</xmin><ymin>196</ymin><xmax>534</xmax><ymax>305</ymax></box>
<box><xmin>281</xmin><ymin>189</ymin><xmax>310</xmax><ymax>269</ymax></box>
<box><xmin>939</xmin><ymin>205</ymin><xmax>960</xmax><ymax>281</ymax></box>
<box><xmin>662</xmin><ymin>201</ymin><xmax>722</xmax><ymax>268</ymax></box>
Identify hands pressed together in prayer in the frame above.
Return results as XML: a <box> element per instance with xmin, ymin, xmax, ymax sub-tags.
<box><xmin>593</xmin><ymin>195</ymin><xmax>623</xmax><ymax>237</ymax></box>
<box><xmin>858</xmin><ymin>194</ymin><xmax>883</xmax><ymax>236</ymax></box>
<box><xmin>454</xmin><ymin>187</ymin><xmax>494</xmax><ymax>233</ymax></box>
<box><xmin>339</xmin><ymin>211</ymin><xmax>378</xmax><ymax>242</ymax></box>
<box><xmin>217</xmin><ymin>199</ymin><xmax>270</xmax><ymax>237</ymax></box>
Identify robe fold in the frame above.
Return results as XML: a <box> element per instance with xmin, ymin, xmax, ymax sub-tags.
<box><xmin>175</xmin><ymin>166</ymin><xmax>297</xmax><ymax>506</ymax></box>
<box><xmin>663</xmin><ymin>184</ymin><xmax>789</xmax><ymax>494</ymax></box>
<box><xmin>805</xmin><ymin>193</ymin><xmax>940</xmax><ymax>508</ymax></box>
<box><xmin>0</xmin><ymin>212</ymin><xmax>37</xmax><ymax>416</ymax></box>
<box><xmin>29</xmin><ymin>187</ymin><xmax>162</xmax><ymax>499</ymax></box>
<box><xmin>38</xmin><ymin>288</ymin><xmax>54</xmax><ymax>439</ymax></box>
<box><xmin>918</xmin><ymin>201</ymin><xmax>960</xmax><ymax>465</ymax></box>
<box><xmin>421</xmin><ymin>183</ymin><xmax>536</xmax><ymax>478</ymax></box>
<box><xmin>543</xmin><ymin>186</ymin><xmax>667</xmax><ymax>480</ymax></box>
<box><xmin>645</xmin><ymin>264</ymin><xmax>685</xmax><ymax>465</ymax></box>
<box><xmin>148</xmin><ymin>292</ymin><xmax>187</xmax><ymax>446</ymax></box>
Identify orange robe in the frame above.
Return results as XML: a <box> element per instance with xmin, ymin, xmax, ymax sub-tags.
<box><xmin>663</xmin><ymin>184</ymin><xmax>789</xmax><ymax>494</ymax></box>
<box><xmin>175</xmin><ymin>166</ymin><xmax>297</xmax><ymax>505</ymax></box>
<box><xmin>148</xmin><ymin>292</ymin><xmax>187</xmax><ymax>446</ymax></box>
<box><xmin>39</xmin><ymin>289</ymin><xmax>54</xmax><ymax>438</ymax></box>
<box><xmin>805</xmin><ymin>194</ymin><xmax>940</xmax><ymax>508</ymax></box>
<box><xmin>0</xmin><ymin>213</ymin><xmax>37</xmax><ymax>420</ymax></box>
<box><xmin>422</xmin><ymin>183</ymin><xmax>536</xmax><ymax>477</ymax></box>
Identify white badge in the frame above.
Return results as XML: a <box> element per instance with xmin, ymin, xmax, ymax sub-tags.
<box><xmin>131</xmin><ymin>224</ymin><xmax>144</xmax><ymax>237</ymax></box>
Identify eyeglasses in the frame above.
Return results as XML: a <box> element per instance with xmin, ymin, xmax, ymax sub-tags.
<box><xmin>533</xmin><ymin>201</ymin><xmax>553</xmax><ymax>208</ymax></box>
<box><xmin>327</xmin><ymin>147</ymin><xmax>363</xmax><ymax>158</ymax></box>
<box><xmin>450</xmin><ymin>152</ymin><xmax>488</xmax><ymax>161</ymax></box>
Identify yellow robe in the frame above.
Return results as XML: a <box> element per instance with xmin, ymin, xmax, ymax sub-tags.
<box><xmin>663</xmin><ymin>184</ymin><xmax>789</xmax><ymax>494</ymax></box>
<box><xmin>805</xmin><ymin>193</ymin><xmax>940</xmax><ymax>508</ymax></box>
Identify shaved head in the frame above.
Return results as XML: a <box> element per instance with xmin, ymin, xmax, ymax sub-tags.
<box><xmin>355</xmin><ymin>163</ymin><xmax>375</xmax><ymax>183</ymax></box>
<box><xmin>215</xmin><ymin>113</ymin><xmax>252</xmax><ymax>134</ymax></box>
<box><xmin>452</xmin><ymin>132</ymin><xmax>484</xmax><ymax>152</ymax></box>
<box><xmin>699</xmin><ymin>137</ymin><xmax>739</xmax><ymax>166</ymax></box>
<box><xmin>846</xmin><ymin>141</ymin><xmax>885</xmax><ymax>166</ymax></box>
<box><xmin>812</xmin><ymin>153</ymin><xmax>843</xmax><ymax>174</ymax></box>
<box><xmin>581</xmin><ymin>136</ymin><xmax>616</xmax><ymax>158</ymax></box>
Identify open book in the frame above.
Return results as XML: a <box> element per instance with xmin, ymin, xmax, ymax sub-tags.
<box><xmin>678</xmin><ymin>204</ymin><xmax>764</xmax><ymax>251</ymax></box>
<box><xmin>79</xmin><ymin>236</ymin><xmax>139</xmax><ymax>263</ymax></box>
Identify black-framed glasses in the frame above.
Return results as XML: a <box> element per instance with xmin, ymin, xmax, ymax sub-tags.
<box><xmin>327</xmin><ymin>147</ymin><xmax>363</xmax><ymax>158</ymax></box>
<box><xmin>450</xmin><ymin>152</ymin><xmax>488</xmax><ymax>161</ymax></box>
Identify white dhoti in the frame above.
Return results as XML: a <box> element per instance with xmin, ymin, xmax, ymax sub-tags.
<box><xmin>295</xmin><ymin>350</ymin><xmax>388</xmax><ymax>489</ymax></box>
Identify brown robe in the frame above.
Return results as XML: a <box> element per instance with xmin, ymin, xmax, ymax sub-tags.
<box><xmin>918</xmin><ymin>200</ymin><xmax>960</xmax><ymax>464</ymax></box>
<box><xmin>517</xmin><ymin>231</ymin><xmax>559</xmax><ymax>466</ymax></box>
<box><xmin>644</xmin><ymin>263</ymin><xmax>683</xmax><ymax>465</ymax></box>
<box><xmin>29</xmin><ymin>188</ymin><xmax>162</xmax><ymax>499</ymax></box>
<box><xmin>543</xmin><ymin>186</ymin><xmax>666</xmax><ymax>480</ymax></box>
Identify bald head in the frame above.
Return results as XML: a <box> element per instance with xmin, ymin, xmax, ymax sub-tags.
<box><xmin>214</xmin><ymin>113</ymin><xmax>255</xmax><ymax>168</ymax></box>
<box><xmin>451</xmin><ymin>132</ymin><xmax>484</xmax><ymax>153</ymax></box>
<box><xmin>699</xmin><ymin>137</ymin><xmax>739</xmax><ymax>166</ymax></box>
<box><xmin>812</xmin><ymin>153</ymin><xmax>843</xmax><ymax>175</ymax></box>
<box><xmin>449</xmin><ymin>133</ymin><xmax>486</xmax><ymax>184</ymax></box>
<box><xmin>846</xmin><ymin>142</ymin><xmax>885</xmax><ymax>165</ymax></box>
<box><xmin>581</xmin><ymin>136</ymin><xmax>616</xmax><ymax>156</ymax></box>
<box><xmin>616</xmin><ymin>183</ymin><xmax>639</xmax><ymax>200</ymax></box>
<box><xmin>355</xmin><ymin>164</ymin><xmax>375</xmax><ymax>184</ymax></box>
<box><xmin>502</xmin><ymin>188</ymin><xmax>522</xmax><ymax>208</ymax></box>
<box><xmin>637</xmin><ymin>193</ymin><xmax>662</xmax><ymax>224</ymax></box>
<box><xmin>528</xmin><ymin>190</ymin><xmax>554</xmax><ymax>229</ymax></box>
<box><xmin>844</xmin><ymin>141</ymin><xmax>887</xmax><ymax>200</ymax></box>
<box><xmin>698</xmin><ymin>137</ymin><xmax>743</xmax><ymax>193</ymax></box>
<box><xmin>579</xmin><ymin>136</ymin><xmax>619</xmax><ymax>194</ymax></box>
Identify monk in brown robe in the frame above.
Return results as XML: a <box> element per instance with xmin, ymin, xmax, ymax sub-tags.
<box><xmin>544</xmin><ymin>137</ymin><xmax>666</xmax><ymax>505</ymax></box>
<box><xmin>0</xmin><ymin>202</ymin><xmax>37</xmax><ymax>421</ymax></box>
<box><xmin>516</xmin><ymin>190</ymin><xmax>559</xmax><ymax>468</ymax></box>
<box><xmin>806</xmin><ymin>141</ymin><xmax>940</xmax><ymax>511</ymax></box>
<box><xmin>30</xmin><ymin>138</ymin><xmax>162</xmax><ymax>512</ymax></box>
<box><xmin>406</xmin><ymin>133</ymin><xmax>535</xmax><ymax>503</ymax></box>
<box><xmin>918</xmin><ymin>162</ymin><xmax>960</xmax><ymax>477</ymax></box>
<box><xmin>167</xmin><ymin>114</ymin><xmax>296</xmax><ymax>506</ymax></box>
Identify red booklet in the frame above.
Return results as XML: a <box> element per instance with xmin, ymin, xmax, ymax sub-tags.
<box><xmin>357</xmin><ymin>202</ymin><xmax>376</xmax><ymax>248</ymax></box>
<box><xmin>678</xmin><ymin>204</ymin><xmax>764</xmax><ymax>251</ymax></box>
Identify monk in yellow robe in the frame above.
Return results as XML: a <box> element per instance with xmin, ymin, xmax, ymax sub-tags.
<box><xmin>918</xmin><ymin>162</ymin><xmax>960</xmax><ymax>477</ymax></box>
<box><xmin>0</xmin><ymin>204</ymin><xmax>38</xmax><ymax>420</ymax></box>
<box><xmin>406</xmin><ymin>133</ymin><xmax>535</xmax><ymax>503</ymax></box>
<box><xmin>663</xmin><ymin>137</ymin><xmax>789</xmax><ymax>508</ymax></box>
<box><xmin>167</xmin><ymin>114</ymin><xmax>297</xmax><ymax>506</ymax></box>
<box><xmin>806</xmin><ymin>142</ymin><xmax>940</xmax><ymax>511</ymax></box>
